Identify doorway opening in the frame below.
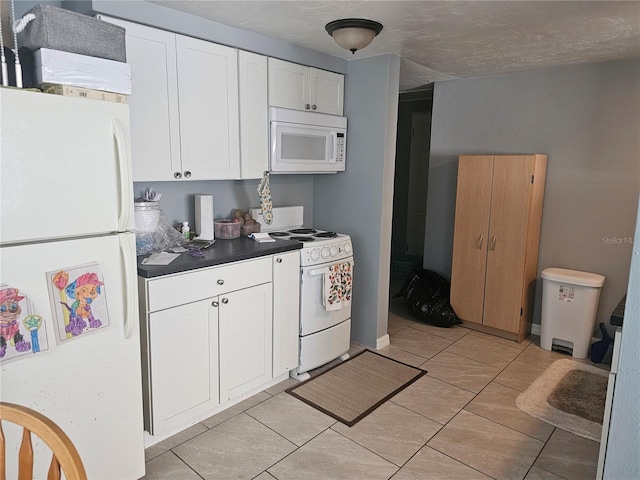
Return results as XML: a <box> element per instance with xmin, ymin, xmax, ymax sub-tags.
<box><xmin>390</xmin><ymin>86</ymin><xmax>433</xmax><ymax>299</ymax></box>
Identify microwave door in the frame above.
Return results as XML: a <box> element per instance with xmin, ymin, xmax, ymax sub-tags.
<box><xmin>271</xmin><ymin>123</ymin><xmax>334</xmax><ymax>173</ymax></box>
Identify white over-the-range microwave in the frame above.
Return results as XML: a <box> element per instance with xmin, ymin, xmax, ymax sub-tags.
<box><xmin>269</xmin><ymin>107</ymin><xmax>347</xmax><ymax>174</ymax></box>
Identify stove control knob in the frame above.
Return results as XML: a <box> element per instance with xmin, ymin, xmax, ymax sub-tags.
<box><xmin>310</xmin><ymin>249</ymin><xmax>320</xmax><ymax>261</ymax></box>
<box><xmin>321</xmin><ymin>247</ymin><xmax>330</xmax><ymax>259</ymax></box>
<box><xmin>344</xmin><ymin>242</ymin><xmax>352</xmax><ymax>255</ymax></box>
<box><xmin>329</xmin><ymin>246</ymin><xmax>338</xmax><ymax>257</ymax></box>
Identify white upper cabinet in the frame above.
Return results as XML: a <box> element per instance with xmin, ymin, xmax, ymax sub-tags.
<box><xmin>238</xmin><ymin>51</ymin><xmax>268</xmax><ymax>179</ymax></box>
<box><xmin>268</xmin><ymin>58</ymin><xmax>344</xmax><ymax>115</ymax></box>
<box><xmin>100</xmin><ymin>17</ymin><xmax>240</xmax><ymax>181</ymax></box>
<box><xmin>176</xmin><ymin>35</ymin><xmax>240</xmax><ymax>180</ymax></box>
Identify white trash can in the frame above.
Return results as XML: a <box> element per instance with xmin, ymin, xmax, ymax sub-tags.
<box><xmin>540</xmin><ymin>268</ymin><xmax>605</xmax><ymax>358</ymax></box>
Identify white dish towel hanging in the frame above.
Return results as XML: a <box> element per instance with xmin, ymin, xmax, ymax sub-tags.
<box><xmin>322</xmin><ymin>261</ymin><xmax>354</xmax><ymax>311</ymax></box>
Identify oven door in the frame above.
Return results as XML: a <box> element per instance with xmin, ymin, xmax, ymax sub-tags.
<box><xmin>270</xmin><ymin>121</ymin><xmax>345</xmax><ymax>174</ymax></box>
<box><xmin>299</xmin><ymin>257</ymin><xmax>353</xmax><ymax>336</ymax></box>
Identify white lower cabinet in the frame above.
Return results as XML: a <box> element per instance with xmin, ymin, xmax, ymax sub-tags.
<box><xmin>148</xmin><ymin>299</ymin><xmax>219</xmax><ymax>435</ymax></box>
<box><xmin>272</xmin><ymin>252</ymin><xmax>300</xmax><ymax>375</ymax></box>
<box><xmin>139</xmin><ymin>254</ymin><xmax>298</xmax><ymax>437</ymax></box>
<box><xmin>219</xmin><ymin>283</ymin><xmax>273</xmax><ymax>402</ymax></box>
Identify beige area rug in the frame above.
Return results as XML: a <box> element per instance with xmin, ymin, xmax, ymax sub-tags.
<box><xmin>286</xmin><ymin>350</ymin><xmax>426</xmax><ymax>426</ymax></box>
<box><xmin>516</xmin><ymin>359</ymin><xmax>609</xmax><ymax>442</ymax></box>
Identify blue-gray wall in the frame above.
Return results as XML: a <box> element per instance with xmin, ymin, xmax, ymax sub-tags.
<box><xmin>134</xmin><ymin>176</ymin><xmax>314</xmax><ymax>227</ymax></box>
<box><xmin>605</xmin><ymin>195</ymin><xmax>640</xmax><ymax>478</ymax></box>
<box><xmin>425</xmin><ymin>59</ymin><xmax>640</xmax><ymax>335</ymax></box>
<box><xmin>314</xmin><ymin>55</ymin><xmax>401</xmax><ymax>348</ymax></box>
<box><xmin>63</xmin><ymin>0</ymin><xmax>347</xmax><ymax>74</ymax></box>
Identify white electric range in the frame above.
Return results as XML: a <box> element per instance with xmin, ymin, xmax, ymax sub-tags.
<box><xmin>249</xmin><ymin>206</ymin><xmax>353</xmax><ymax>380</ymax></box>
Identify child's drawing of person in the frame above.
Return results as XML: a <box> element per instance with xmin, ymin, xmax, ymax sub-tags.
<box><xmin>0</xmin><ymin>287</ymin><xmax>31</xmax><ymax>358</ymax></box>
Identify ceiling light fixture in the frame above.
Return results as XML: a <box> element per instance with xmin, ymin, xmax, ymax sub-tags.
<box><xmin>325</xmin><ymin>18</ymin><xmax>383</xmax><ymax>54</ymax></box>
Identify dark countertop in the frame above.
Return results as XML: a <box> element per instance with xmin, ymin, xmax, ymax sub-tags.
<box><xmin>137</xmin><ymin>237</ymin><xmax>302</xmax><ymax>278</ymax></box>
<box><xmin>610</xmin><ymin>295</ymin><xmax>626</xmax><ymax>327</ymax></box>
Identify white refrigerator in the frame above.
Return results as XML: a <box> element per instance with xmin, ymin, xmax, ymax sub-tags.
<box><xmin>0</xmin><ymin>88</ymin><xmax>145</xmax><ymax>479</ymax></box>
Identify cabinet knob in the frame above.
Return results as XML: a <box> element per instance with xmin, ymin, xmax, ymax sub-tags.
<box><xmin>276</xmin><ymin>258</ymin><xmax>283</xmax><ymax>263</ymax></box>
<box><xmin>174</xmin><ymin>172</ymin><xmax>182</xmax><ymax>179</ymax></box>
<box><xmin>305</xmin><ymin>104</ymin><xmax>310</xmax><ymax>110</ymax></box>
<box><xmin>217</xmin><ymin>279</ymin><xmax>224</xmax><ymax>285</ymax></box>
<box><xmin>222</xmin><ymin>298</ymin><xmax>229</xmax><ymax>304</ymax></box>
<box><xmin>184</xmin><ymin>171</ymin><xmax>192</xmax><ymax>178</ymax></box>
<box><xmin>212</xmin><ymin>301</ymin><xmax>219</xmax><ymax>307</ymax></box>
<box><xmin>311</xmin><ymin>104</ymin><xmax>317</xmax><ymax>111</ymax></box>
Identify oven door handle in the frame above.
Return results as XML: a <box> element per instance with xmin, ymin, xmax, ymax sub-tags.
<box><xmin>308</xmin><ymin>267</ymin><xmax>330</xmax><ymax>276</ymax></box>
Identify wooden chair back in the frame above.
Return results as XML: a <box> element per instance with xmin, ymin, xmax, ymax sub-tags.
<box><xmin>0</xmin><ymin>402</ymin><xmax>87</xmax><ymax>480</ymax></box>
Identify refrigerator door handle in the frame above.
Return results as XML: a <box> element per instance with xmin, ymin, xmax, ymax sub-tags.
<box><xmin>113</xmin><ymin>118</ymin><xmax>133</xmax><ymax>232</ymax></box>
<box><xmin>119</xmin><ymin>235</ymin><xmax>136</xmax><ymax>339</ymax></box>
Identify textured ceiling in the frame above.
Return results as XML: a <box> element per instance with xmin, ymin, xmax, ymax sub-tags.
<box><xmin>151</xmin><ymin>1</ymin><xmax>640</xmax><ymax>90</ymax></box>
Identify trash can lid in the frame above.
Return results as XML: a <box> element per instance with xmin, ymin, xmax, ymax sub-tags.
<box><xmin>541</xmin><ymin>268</ymin><xmax>605</xmax><ymax>287</ymax></box>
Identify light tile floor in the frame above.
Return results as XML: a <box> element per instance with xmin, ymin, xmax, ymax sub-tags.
<box><xmin>141</xmin><ymin>298</ymin><xmax>605</xmax><ymax>480</ymax></box>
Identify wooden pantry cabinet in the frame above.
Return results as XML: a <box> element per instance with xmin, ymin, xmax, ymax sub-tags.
<box><xmin>450</xmin><ymin>154</ymin><xmax>547</xmax><ymax>342</ymax></box>
<box><xmin>268</xmin><ymin>58</ymin><xmax>344</xmax><ymax>115</ymax></box>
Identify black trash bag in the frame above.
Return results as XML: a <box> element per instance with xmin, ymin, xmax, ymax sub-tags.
<box><xmin>394</xmin><ymin>269</ymin><xmax>461</xmax><ymax>328</ymax></box>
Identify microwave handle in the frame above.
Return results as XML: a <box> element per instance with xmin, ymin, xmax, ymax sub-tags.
<box><xmin>329</xmin><ymin>131</ymin><xmax>337</xmax><ymax>164</ymax></box>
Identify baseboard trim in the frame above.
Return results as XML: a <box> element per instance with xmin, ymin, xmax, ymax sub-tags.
<box><xmin>376</xmin><ymin>334</ymin><xmax>390</xmax><ymax>350</ymax></box>
<box><xmin>531</xmin><ymin>323</ymin><xmax>541</xmax><ymax>336</ymax></box>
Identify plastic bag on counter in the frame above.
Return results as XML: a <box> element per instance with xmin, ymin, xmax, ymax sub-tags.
<box><xmin>134</xmin><ymin>201</ymin><xmax>185</xmax><ymax>255</ymax></box>
<box><xmin>394</xmin><ymin>269</ymin><xmax>461</xmax><ymax>328</ymax></box>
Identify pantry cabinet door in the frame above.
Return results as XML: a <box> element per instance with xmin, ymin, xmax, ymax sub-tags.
<box><xmin>450</xmin><ymin>155</ymin><xmax>494</xmax><ymax>324</ymax></box>
<box><xmin>483</xmin><ymin>155</ymin><xmax>535</xmax><ymax>333</ymax></box>
<box><xmin>219</xmin><ymin>283</ymin><xmax>273</xmax><ymax>402</ymax></box>
<box><xmin>148</xmin><ymin>298</ymin><xmax>219</xmax><ymax>435</ymax></box>
<box><xmin>176</xmin><ymin>35</ymin><xmax>240</xmax><ymax>179</ymax></box>
<box><xmin>310</xmin><ymin>68</ymin><xmax>344</xmax><ymax>115</ymax></box>
<box><xmin>100</xmin><ymin>17</ymin><xmax>181</xmax><ymax>181</ymax></box>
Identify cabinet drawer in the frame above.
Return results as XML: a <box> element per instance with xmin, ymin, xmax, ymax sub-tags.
<box><xmin>146</xmin><ymin>257</ymin><xmax>272</xmax><ymax>312</ymax></box>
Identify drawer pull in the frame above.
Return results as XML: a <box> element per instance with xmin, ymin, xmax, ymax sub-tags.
<box><xmin>222</xmin><ymin>298</ymin><xmax>229</xmax><ymax>304</ymax></box>
<box><xmin>212</xmin><ymin>301</ymin><xmax>219</xmax><ymax>307</ymax></box>
<box><xmin>276</xmin><ymin>258</ymin><xmax>283</xmax><ymax>263</ymax></box>
<box><xmin>217</xmin><ymin>279</ymin><xmax>224</xmax><ymax>285</ymax></box>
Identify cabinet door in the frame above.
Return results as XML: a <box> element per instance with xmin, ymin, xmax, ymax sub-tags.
<box><xmin>219</xmin><ymin>283</ymin><xmax>273</xmax><ymax>402</ymax></box>
<box><xmin>483</xmin><ymin>156</ymin><xmax>535</xmax><ymax>333</ymax></box>
<box><xmin>310</xmin><ymin>68</ymin><xmax>344</xmax><ymax>115</ymax></box>
<box><xmin>268</xmin><ymin>58</ymin><xmax>310</xmax><ymax>111</ymax></box>
<box><xmin>101</xmin><ymin>17</ymin><xmax>181</xmax><ymax>181</ymax></box>
<box><xmin>450</xmin><ymin>155</ymin><xmax>494</xmax><ymax>324</ymax></box>
<box><xmin>176</xmin><ymin>35</ymin><xmax>240</xmax><ymax>179</ymax></box>
<box><xmin>272</xmin><ymin>252</ymin><xmax>300</xmax><ymax>376</ymax></box>
<box><xmin>239</xmin><ymin>51</ymin><xmax>268</xmax><ymax>179</ymax></box>
<box><xmin>148</xmin><ymin>298</ymin><xmax>219</xmax><ymax>435</ymax></box>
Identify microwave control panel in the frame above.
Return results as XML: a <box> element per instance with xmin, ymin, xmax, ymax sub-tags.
<box><xmin>336</xmin><ymin>133</ymin><xmax>345</xmax><ymax>162</ymax></box>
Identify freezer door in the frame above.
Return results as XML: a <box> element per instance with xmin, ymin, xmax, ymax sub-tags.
<box><xmin>0</xmin><ymin>88</ymin><xmax>134</xmax><ymax>245</ymax></box>
<box><xmin>0</xmin><ymin>233</ymin><xmax>144</xmax><ymax>480</ymax></box>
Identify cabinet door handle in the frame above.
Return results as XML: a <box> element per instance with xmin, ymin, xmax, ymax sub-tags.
<box><xmin>477</xmin><ymin>234</ymin><xmax>484</xmax><ymax>249</ymax></box>
<box><xmin>276</xmin><ymin>258</ymin><xmax>283</xmax><ymax>263</ymax></box>
<box><xmin>311</xmin><ymin>104</ymin><xmax>317</xmax><ymax>110</ymax></box>
<box><xmin>184</xmin><ymin>171</ymin><xmax>192</xmax><ymax>178</ymax></box>
<box><xmin>174</xmin><ymin>172</ymin><xmax>182</xmax><ymax>179</ymax></box>
<box><xmin>305</xmin><ymin>104</ymin><xmax>310</xmax><ymax>110</ymax></box>
<box><xmin>212</xmin><ymin>301</ymin><xmax>219</xmax><ymax>307</ymax></box>
<box><xmin>217</xmin><ymin>279</ymin><xmax>224</xmax><ymax>285</ymax></box>
<box><xmin>222</xmin><ymin>298</ymin><xmax>229</xmax><ymax>304</ymax></box>
<box><xmin>490</xmin><ymin>236</ymin><xmax>497</xmax><ymax>251</ymax></box>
